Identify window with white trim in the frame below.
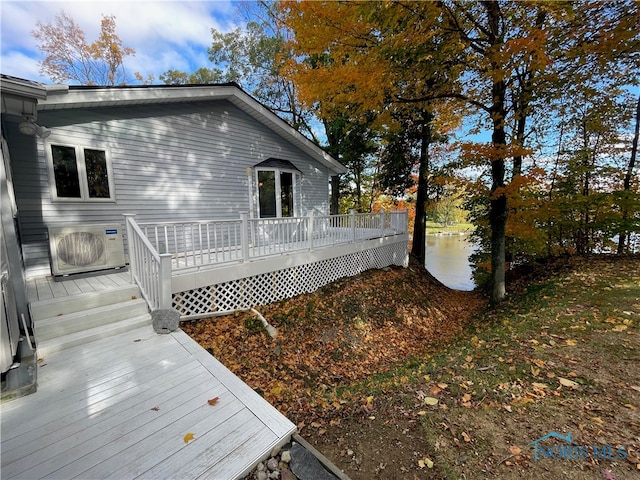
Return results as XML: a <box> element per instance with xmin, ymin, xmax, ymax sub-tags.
<box><xmin>255</xmin><ymin>163</ymin><xmax>299</xmax><ymax>218</ymax></box>
<box><xmin>47</xmin><ymin>143</ymin><xmax>115</xmax><ymax>201</ymax></box>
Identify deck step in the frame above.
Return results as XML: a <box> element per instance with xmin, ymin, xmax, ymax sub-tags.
<box><xmin>30</xmin><ymin>284</ymin><xmax>141</xmax><ymax>321</ymax></box>
<box><xmin>37</xmin><ymin>315</ymin><xmax>152</xmax><ymax>358</ymax></box>
<box><xmin>35</xmin><ymin>298</ymin><xmax>149</xmax><ymax>342</ymax></box>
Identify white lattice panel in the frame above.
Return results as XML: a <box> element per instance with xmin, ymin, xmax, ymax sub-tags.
<box><xmin>173</xmin><ymin>242</ymin><xmax>408</xmax><ymax>317</ymax></box>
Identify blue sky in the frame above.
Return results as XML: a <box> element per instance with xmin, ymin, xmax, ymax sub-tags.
<box><xmin>0</xmin><ymin>0</ymin><xmax>242</xmax><ymax>85</ymax></box>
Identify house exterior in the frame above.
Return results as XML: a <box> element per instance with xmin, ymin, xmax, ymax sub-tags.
<box><xmin>2</xmin><ymin>77</ymin><xmax>347</xmax><ymax>279</ymax></box>
<box><xmin>1</xmin><ymin>74</ymin><xmax>407</xmax><ymax>478</ymax></box>
<box><xmin>1</xmin><ymin>75</ymin><xmax>44</xmax><ymax>390</ymax></box>
<box><xmin>1</xmin><ymin>74</ymin><xmax>408</xmax><ymax>376</ymax></box>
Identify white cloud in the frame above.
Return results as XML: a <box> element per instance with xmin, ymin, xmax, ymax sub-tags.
<box><xmin>0</xmin><ymin>0</ymin><xmax>240</xmax><ymax>84</ymax></box>
<box><xmin>0</xmin><ymin>51</ymin><xmax>43</xmax><ymax>81</ymax></box>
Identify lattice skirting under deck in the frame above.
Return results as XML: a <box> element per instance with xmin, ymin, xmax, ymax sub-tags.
<box><xmin>172</xmin><ymin>241</ymin><xmax>408</xmax><ymax>317</ymax></box>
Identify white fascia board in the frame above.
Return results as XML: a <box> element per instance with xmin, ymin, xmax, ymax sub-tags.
<box><xmin>38</xmin><ymin>84</ymin><xmax>237</xmax><ymax>110</ymax></box>
<box><xmin>0</xmin><ymin>76</ymin><xmax>48</xmax><ymax>101</ymax></box>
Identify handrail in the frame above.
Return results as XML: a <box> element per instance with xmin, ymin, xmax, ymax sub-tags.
<box><xmin>124</xmin><ymin>214</ymin><xmax>172</xmax><ymax>311</ymax></box>
<box><xmin>139</xmin><ymin>218</ymin><xmax>244</xmax><ymax>270</ymax></box>
<box><xmin>131</xmin><ymin>209</ymin><xmax>408</xmax><ymax>275</ymax></box>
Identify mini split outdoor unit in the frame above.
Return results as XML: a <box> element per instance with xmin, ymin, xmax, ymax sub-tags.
<box><xmin>48</xmin><ymin>224</ymin><xmax>126</xmax><ymax>276</ymax></box>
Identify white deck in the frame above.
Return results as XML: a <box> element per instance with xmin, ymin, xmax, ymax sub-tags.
<box><xmin>1</xmin><ymin>324</ymin><xmax>296</xmax><ymax>479</ymax></box>
<box><xmin>26</xmin><ymin>270</ymin><xmax>133</xmax><ymax>302</ymax></box>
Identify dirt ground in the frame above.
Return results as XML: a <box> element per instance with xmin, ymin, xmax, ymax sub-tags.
<box><xmin>182</xmin><ymin>255</ymin><xmax>640</xmax><ymax>479</ymax></box>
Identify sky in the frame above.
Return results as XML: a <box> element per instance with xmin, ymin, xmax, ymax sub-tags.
<box><xmin>0</xmin><ymin>0</ymin><xmax>243</xmax><ymax>85</ymax></box>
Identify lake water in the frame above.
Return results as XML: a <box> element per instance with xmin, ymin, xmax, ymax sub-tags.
<box><xmin>425</xmin><ymin>234</ymin><xmax>476</xmax><ymax>291</ymax></box>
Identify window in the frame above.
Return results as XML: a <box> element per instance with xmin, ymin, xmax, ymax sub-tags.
<box><xmin>258</xmin><ymin>170</ymin><xmax>277</xmax><ymax>217</ymax></box>
<box><xmin>256</xmin><ymin>168</ymin><xmax>298</xmax><ymax>218</ymax></box>
<box><xmin>47</xmin><ymin>143</ymin><xmax>115</xmax><ymax>201</ymax></box>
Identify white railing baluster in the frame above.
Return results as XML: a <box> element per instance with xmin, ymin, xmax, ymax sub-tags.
<box><xmin>133</xmin><ymin>210</ymin><xmax>408</xmax><ymax>274</ymax></box>
<box><xmin>173</xmin><ymin>226</ymin><xmax>179</xmax><ymax>268</ymax></box>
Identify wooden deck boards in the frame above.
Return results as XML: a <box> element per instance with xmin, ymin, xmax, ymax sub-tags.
<box><xmin>1</xmin><ymin>325</ymin><xmax>296</xmax><ymax>480</ymax></box>
<box><xmin>26</xmin><ymin>270</ymin><xmax>133</xmax><ymax>302</ymax></box>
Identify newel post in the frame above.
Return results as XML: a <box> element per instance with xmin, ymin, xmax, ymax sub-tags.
<box><xmin>350</xmin><ymin>209</ymin><xmax>356</xmax><ymax>242</ymax></box>
<box><xmin>158</xmin><ymin>253</ymin><xmax>173</xmax><ymax>310</ymax></box>
<box><xmin>123</xmin><ymin>213</ymin><xmax>136</xmax><ymax>283</ymax></box>
<box><xmin>240</xmin><ymin>212</ymin><xmax>250</xmax><ymax>261</ymax></box>
<box><xmin>308</xmin><ymin>212</ymin><xmax>314</xmax><ymax>251</ymax></box>
<box><xmin>380</xmin><ymin>209</ymin><xmax>387</xmax><ymax>238</ymax></box>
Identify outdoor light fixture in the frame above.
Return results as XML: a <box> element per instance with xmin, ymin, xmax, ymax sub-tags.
<box><xmin>19</xmin><ymin>116</ymin><xmax>51</xmax><ymax>138</ymax></box>
<box><xmin>35</xmin><ymin>124</ymin><xmax>51</xmax><ymax>138</ymax></box>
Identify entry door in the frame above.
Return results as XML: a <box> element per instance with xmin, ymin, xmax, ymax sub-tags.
<box><xmin>257</xmin><ymin>170</ymin><xmax>295</xmax><ymax>218</ymax></box>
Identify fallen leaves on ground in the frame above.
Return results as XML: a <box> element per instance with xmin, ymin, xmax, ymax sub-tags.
<box><xmin>182</xmin><ymin>259</ymin><xmax>484</xmax><ymax>425</ymax></box>
<box><xmin>182</xmin><ymin>255</ymin><xmax>640</xmax><ymax>480</ymax></box>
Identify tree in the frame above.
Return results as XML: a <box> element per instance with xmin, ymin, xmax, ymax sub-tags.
<box><xmin>159</xmin><ymin>68</ymin><xmax>223</xmax><ymax>85</ymax></box>
<box><xmin>281</xmin><ymin>1</ymin><xmax>464</xmax><ymax>265</ymax></box>
<box><xmin>323</xmin><ymin>112</ymin><xmax>379</xmax><ymax>213</ymax></box>
<box><xmin>282</xmin><ymin>0</ymin><xmax>640</xmax><ymax>301</ymax></box>
<box><xmin>32</xmin><ymin>11</ymin><xmax>135</xmax><ymax>85</ymax></box>
<box><xmin>617</xmin><ymin>93</ymin><xmax>640</xmax><ymax>254</ymax></box>
<box><xmin>378</xmin><ymin>109</ymin><xmax>443</xmax><ymax>263</ymax></box>
<box><xmin>159</xmin><ymin>3</ymin><xmax>321</xmax><ymax>144</ymax></box>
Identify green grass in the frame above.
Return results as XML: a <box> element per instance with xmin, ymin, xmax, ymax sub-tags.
<box><xmin>425</xmin><ymin>221</ymin><xmax>475</xmax><ymax>234</ymax></box>
<box><xmin>413</xmin><ymin>256</ymin><xmax>640</xmax><ymax>478</ymax></box>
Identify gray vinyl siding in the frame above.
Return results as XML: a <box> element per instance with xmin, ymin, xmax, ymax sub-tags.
<box><xmin>5</xmin><ymin>101</ymin><xmax>330</xmax><ymax>277</ymax></box>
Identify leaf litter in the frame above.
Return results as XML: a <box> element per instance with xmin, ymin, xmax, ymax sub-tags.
<box><xmin>182</xmin><ymin>255</ymin><xmax>640</xmax><ymax>479</ymax></box>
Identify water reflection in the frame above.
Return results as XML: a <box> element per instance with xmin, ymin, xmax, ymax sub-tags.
<box><xmin>425</xmin><ymin>234</ymin><xmax>476</xmax><ymax>291</ymax></box>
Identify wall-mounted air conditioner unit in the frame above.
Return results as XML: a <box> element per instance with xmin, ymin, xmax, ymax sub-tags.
<box><xmin>48</xmin><ymin>224</ymin><xmax>126</xmax><ymax>276</ymax></box>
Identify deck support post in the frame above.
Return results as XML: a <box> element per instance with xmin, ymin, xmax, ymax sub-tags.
<box><xmin>240</xmin><ymin>212</ymin><xmax>250</xmax><ymax>262</ymax></box>
<box><xmin>158</xmin><ymin>253</ymin><xmax>173</xmax><ymax>310</ymax></box>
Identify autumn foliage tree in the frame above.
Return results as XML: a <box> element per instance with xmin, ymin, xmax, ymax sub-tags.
<box><xmin>280</xmin><ymin>1</ymin><xmax>464</xmax><ymax>265</ymax></box>
<box><xmin>281</xmin><ymin>0</ymin><xmax>640</xmax><ymax>301</ymax></box>
<box><xmin>32</xmin><ymin>11</ymin><xmax>135</xmax><ymax>85</ymax></box>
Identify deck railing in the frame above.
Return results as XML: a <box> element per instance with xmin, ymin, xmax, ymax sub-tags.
<box><xmin>126</xmin><ymin>210</ymin><xmax>407</xmax><ymax>310</ymax></box>
<box><xmin>124</xmin><ymin>214</ymin><xmax>172</xmax><ymax>311</ymax></box>
<box><xmin>139</xmin><ymin>219</ymin><xmax>244</xmax><ymax>269</ymax></box>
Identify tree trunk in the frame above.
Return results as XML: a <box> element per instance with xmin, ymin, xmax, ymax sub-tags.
<box><xmin>410</xmin><ymin>115</ymin><xmax>432</xmax><ymax>265</ymax></box>
<box><xmin>330</xmin><ymin>175</ymin><xmax>340</xmax><ymax>215</ymax></box>
<box><xmin>617</xmin><ymin>93</ymin><xmax>639</xmax><ymax>254</ymax></box>
<box><xmin>486</xmin><ymin>0</ymin><xmax>507</xmax><ymax>302</ymax></box>
<box><xmin>490</xmin><ymin>135</ymin><xmax>507</xmax><ymax>302</ymax></box>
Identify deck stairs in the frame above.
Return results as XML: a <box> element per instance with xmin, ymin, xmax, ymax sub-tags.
<box><xmin>30</xmin><ymin>284</ymin><xmax>152</xmax><ymax>358</ymax></box>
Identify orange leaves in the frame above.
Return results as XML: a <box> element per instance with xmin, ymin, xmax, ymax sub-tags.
<box><xmin>429</xmin><ymin>383</ymin><xmax>448</xmax><ymax>396</ymax></box>
<box><xmin>207</xmin><ymin>397</ymin><xmax>219</xmax><ymax>406</ymax></box>
<box><xmin>183</xmin><ymin>433</ymin><xmax>195</xmax><ymax>444</ymax></box>
<box><xmin>33</xmin><ymin>11</ymin><xmax>135</xmax><ymax>86</ymax></box>
<box><xmin>181</xmin><ymin>262</ymin><xmax>484</xmax><ymax>424</ymax></box>
<box><xmin>459</xmin><ymin>142</ymin><xmax>533</xmax><ymax>164</ymax></box>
